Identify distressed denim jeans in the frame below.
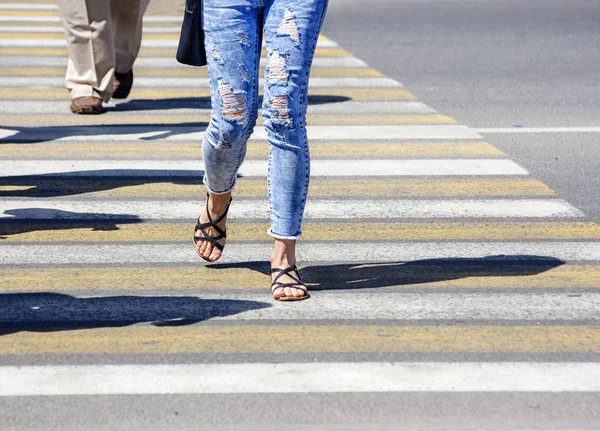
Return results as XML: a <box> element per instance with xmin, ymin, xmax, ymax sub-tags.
<box><xmin>202</xmin><ymin>0</ymin><xmax>328</xmax><ymax>239</ymax></box>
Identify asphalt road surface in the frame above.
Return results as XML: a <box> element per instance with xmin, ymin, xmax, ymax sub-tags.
<box><xmin>323</xmin><ymin>0</ymin><xmax>600</xmax><ymax>221</ymax></box>
<box><xmin>1</xmin><ymin>1</ymin><xmax>599</xmax><ymax>430</ymax></box>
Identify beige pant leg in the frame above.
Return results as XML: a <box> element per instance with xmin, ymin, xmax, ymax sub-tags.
<box><xmin>58</xmin><ymin>0</ymin><xmax>115</xmax><ymax>101</ymax></box>
<box><xmin>111</xmin><ymin>0</ymin><xmax>150</xmax><ymax>74</ymax></box>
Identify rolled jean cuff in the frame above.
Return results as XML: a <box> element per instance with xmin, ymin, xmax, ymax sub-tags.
<box><xmin>203</xmin><ymin>176</ymin><xmax>236</xmax><ymax>195</ymax></box>
<box><xmin>267</xmin><ymin>229</ymin><xmax>301</xmax><ymax>240</ymax></box>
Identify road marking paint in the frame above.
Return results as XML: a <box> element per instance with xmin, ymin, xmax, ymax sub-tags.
<box><xmin>0</xmin><ymin>32</ymin><xmax>340</xmax><ymax>47</ymax></box>
<box><xmin>0</xmin><ymin>114</ymin><xmax>455</xmax><ymax>127</ymax></box>
<box><xmin>0</xmin><ymin>16</ymin><xmax>62</xmax><ymax>23</ymax></box>
<box><xmin>0</xmin><ymin>125</ymin><xmax>479</xmax><ymax>141</ymax></box>
<box><xmin>0</xmin><ymin>55</ymin><xmax>368</xmax><ymax>68</ymax></box>
<box><xmin>0</xmin><ymin>13</ymin><xmax>184</xmax><ymax>23</ymax></box>
<box><xmin>0</xmin><ymin>25</ymin><xmax>182</xmax><ymax>33</ymax></box>
<box><xmin>2</xmin><ymin>363</ymin><xmax>600</xmax><ymax>395</ymax></box>
<box><xmin>2</xmin><ymin>292</ymin><xmax>598</xmax><ymax>321</ymax></box>
<box><xmin>1</xmin><ymin>221</ymin><xmax>597</xmax><ymax>243</ymax></box>
<box><xmin>0</xmin><ymin>326</ymin><xmax>598</xmax><ymax>355</ymax></box>
<box><xmin>0</xmin><ymin>66</ymin><xmax>376</xmax><ymax>78</ymax></box>
<box><xmin>0</xmin><ymin>87</ymin><xmax>417</xmax><ymax>101</ymax></box>
<box><xmin>0</xmin><ymin>4</ymin><xmax>58</xmax><ymax>10</ymax></box>
<box><xmin>0</xmin><ymin>75</ymin><xmax>402</xmax><ymax>89</ymax></box>
<box><xmin>2</xmin><ymin>263</ymin><xmax>600</xmax><ymax>291</ymax></box>
<box><xmin>0</xmin><ymin>10</ymin><xmax>57</xmax><ymax>16</ymax></box>
<box><xmin>0</xmin><ymin>198</ymin><xmax>577</xmax><ymax>221</ymax></box>
<box><xmin>2</xmin><ymin>240</ymin><xmax>597</xmax><ymax>266</ymax></box>
<box><xmin>0</xmin><ymin>47</ymin><xmax>353</xmax><ymax>57</ymax></box>
<box><xmin>0</xmin><ymin>141</ymin><xmax>501</xmax><ymax>159</ymax></box>
<box><xmin>0</xmin><ymin>100</ymin><xmax>434</xmax><ymax>116</ymax></box>
<box><xmin>475</xmin><ymin>127</ymin><xmax>600</xmax><ymax>133</ymax></box>
<box><xmin>0</xmin><ymin>178</ymin><xmax>551</xmax><ymax>200</ymax></box>
<box><xmin>0</xmin><ymin>159</ymin><xmax>524</xmax><ymax>177</ymax></box>
<box><xmin>1</xmin><ymin>32</ymin><xmax>177</xmax><ymax>39</ymax></box>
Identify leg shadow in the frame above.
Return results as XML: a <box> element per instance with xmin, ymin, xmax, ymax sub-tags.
<box><xmin>0</xmin><ymin>170</ymin><xmax>205</xmax><ymax>198</ymax></box>
<box><xmin>209</xmin><ymin>255</ymin><xmax>565</xmax><ymax>291</ymax></box>
<box><xmin>0</xmin><ymin>208</ymin><xmax>142</xmax><ymax>238</ymax></box>
<box><xmin>0</xmin><ymin>292</ymin><xmax>270</xmax><ymax>336</ymax></box>
<box><xmin>0</xmin><ymin>122</ymin><xmax>209</xmax><ymax>144</ymax></box>
<box><xmin>106</xmin><ymin>95</ymin><xmax>351</xmax><ymax>112</ymax></box>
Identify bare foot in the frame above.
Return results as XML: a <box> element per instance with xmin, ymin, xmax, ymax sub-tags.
<box><xmin>271</xmin><ymin>239</ymin><xmax>308</xmax><ymax>300</ymax></box>
<box><xmin>193</xmin><ymin>192</ymin><xmax>232</xmax><ymax>262</ymax></box>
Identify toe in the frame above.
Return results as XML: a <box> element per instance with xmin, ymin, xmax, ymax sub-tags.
<box><xmin>209</xmin><ymin>248</ymin><xmax>222</xmax><ymax>262</ymax></box>
<box><xmin>272</xmin><ymin>287</ymin><xmax>284</xmax><ymax>299</ymax></box>
<box><xmin>200</xmin><ymin>240</ymin><xmax>211</xmax><ymax>257</ymax></box>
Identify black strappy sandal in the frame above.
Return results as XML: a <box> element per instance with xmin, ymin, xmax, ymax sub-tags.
<box><xmin>270</xmin><ymin>264</ymin><xmax>310</xmax><ymax>301</ymax></box>
<box><xmin>193</xmin><ymin>193</ymin><xmax>232</xmax><ymax>262</ymax></box>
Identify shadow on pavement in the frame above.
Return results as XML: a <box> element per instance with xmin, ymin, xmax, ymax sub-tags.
<box><xmin>0</xmin><ymin>122</ymin><xmax>209</xmax><ymax>144</ymax></box>
<box><xmin>107</xmin><ymin>95</ymin><xmax>351</xmax><ymax>111</ymax></box>
<box><xmin>0</xmin><ymin>208</ymin><xmax>142</xmax><ymax>238</ymax></box>
<box><xmin>0</xmin><ymin>170</ymin><xmax>205</xmax><ymax>198</ymax></box>
<box><xmin>211</xmin><ymin>255</ymin><xmax>565</xmax><ymax>290</ymax></box>
<box><xmin>0</xmin><ymin>293</ymin><xmax>270</xmax><ymax>336</ymax></box>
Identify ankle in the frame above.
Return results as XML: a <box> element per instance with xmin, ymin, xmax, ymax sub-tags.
<box><xmin>207</xmin><ymin>192</ymin><xmax>231</xmax><ymax>211</ymax></box>
<box><xmin>270</xmin><ymin>257</ymin><xmax>295</xmax><ymax>269</ymax></box>
<box><xmin>270</xmin><ymin>239</ymin><xmax>296</xmax><ymax>268</ymax></box>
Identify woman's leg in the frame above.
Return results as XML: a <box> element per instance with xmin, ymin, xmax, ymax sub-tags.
<box><xmin>262</xmin><ymin>0</ymin><xmax>328</xmax><ymax>298</ymax></box>
<box><xmin>195</xmin><ymin>0</ymin><xmax>261</xmax><ymax>261</ymax></box>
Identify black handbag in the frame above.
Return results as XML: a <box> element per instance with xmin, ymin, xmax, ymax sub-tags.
<box><xmin>176</xmin><ymin>0</ymin><xmax>207</xmax><ymax>67</ymax></box>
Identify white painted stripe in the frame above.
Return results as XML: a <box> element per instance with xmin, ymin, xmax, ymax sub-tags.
<box><xmin>0</xmin><ymin>75</ymin><xmax>400</xmax><ymax>89</ymax></box>
<box><xmin>0</xmin><ymin>241</ymin><xmax>597</xmax><ymax>265</ymax></box>
<box><xmin>0</xmin><ymin>37</ymin><xmax>338</xmax><ymax>49</ymax></box>
<box><xmin>0</xmin><ymin>4</ymin><xmax>58</xmax><ymax>10</ymax></box>
<box><xmin>0</xmin><ymin>159</ymin><xmax>526</xmax><ymax>177</ymax></box>
<box><xmin>1</xmin><ymin>363</ymin><xmax>600</xmax><ymax>395</ymax></box>
<box><xmin>0</xmin><ymin>16</ymin><xmax>183</xmax><ymax>23</ymax></box>
<box><xmin>475</xmin><ymin>127</ymin><xmax>600</xmax><ymax>134</ymax></box>
<box><xmin>0</xmin><ymin>100</ymin><xmax>435</xmax><ymax>116</ymax></box>
<box><xmin>0</xmin><ymin>25</ymin><xmax>182</xmax><ymax>33</ymax></box>
<box><xmin>0</xmin><ymin>199</ymin><xmax>581</xmax><ymax>221</ymax></box>
<box><xmin>0</xmin><ymin>55</ymin><xmax>368</xmax><ymax>68</ymax></box>
<box><xmin>144</xmin><ymin>16</ymin><xmax>184</xmax><ymax>23</ymax></box>
<box><xmin>0</xmin><ymin>127</ymin><xmax>17</xmax><ymax>140</ymax></box>
<box><xmin>0</xmin><ymin>16</ymin><xmax>61</xmax><ymax>23</ymax></box>
<box><xmin>0</xmin><ymin>125</ymin><xmax>481</xmax><ymax>141</ymax></box>
<box><xmin>5</xmin><ymin>292</ymin><xmax>595</xmax><ymax>321</ymax></box>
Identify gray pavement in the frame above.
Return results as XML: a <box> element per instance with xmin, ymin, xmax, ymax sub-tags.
<box><xmin>322</xmin><ymin>0</ymin><xmax>600</xmax><ymax>221</ymax></box>
<box><xmin>1</xmin><ymin>0</ymin><xmax>600</xmax><ymax>430</ymax></box>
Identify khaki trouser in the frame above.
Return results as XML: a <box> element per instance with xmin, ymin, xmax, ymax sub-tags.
<box><xmin>58</xmin><ymin>0</ymin><xmax>150</xmax><ymax>101</ymax></box>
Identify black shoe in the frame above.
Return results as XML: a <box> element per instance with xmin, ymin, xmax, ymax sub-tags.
<box><xmin>112</xmin><ymin>70</ymin><xmax>133</xmax><ymax>99</ymax></box>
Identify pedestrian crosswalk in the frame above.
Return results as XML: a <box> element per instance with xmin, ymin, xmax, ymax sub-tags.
<box><xmin>0</xmin><ymin>1</ymin><xmax>599</xmax><ymax>428</ymax></box>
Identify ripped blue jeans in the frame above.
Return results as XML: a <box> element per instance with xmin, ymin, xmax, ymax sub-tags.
<box><xmin>201</xmin><ymin>0</ymin><xmax>328</xmax><ymax>240</ymax></box>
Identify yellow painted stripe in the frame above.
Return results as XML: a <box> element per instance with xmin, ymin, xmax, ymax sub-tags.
<box><xmin>0</xmin><ymin>178</ymin><xmax>554</xmax><ymax>199</ymax></box>
<box><xmin>0</xmin><ymin>47</ymin><xmax>352</xmax><ymax>57</ymax></box>
<box><xmin>0</xmin><ymin>113</ymin><xmax>455</xmax><ymax>127</ymax></box>
<box><xmin>3</xmin><ymin>264</ymin><xmax>600</xmax><ymax>292</ymax></box>
<box><xmin>0</xmin><ymin>141</ymin><xmax>503</xmax><ymax>160</ymax></box>
<box><xmin>1</xmin><ymin>221</ymin><xmax>598</xmax><ymax>244</ymax></box>
<box><xmin>1</xmin><ymin>326</ymin><xmax>598</xmax><ymax>355</ymax></box>
<box><xmin>0</xmin><ymin>33</ymin><xmax>335</xmax><ymax>44</ymax></box>
<box><xmin>0</xmin><ymin>67</ymin><xmax>383</xmax><ymax>78</ymax></box>
<box><xmin>0</xmin><ymin>87</ymin><xmax>417</xmax><ymax>101</ymax></box>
